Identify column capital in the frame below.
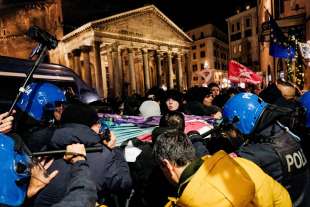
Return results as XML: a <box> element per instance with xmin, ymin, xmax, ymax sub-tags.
<box><xmin>176</xmin><ymin>53</ymin><xmax>183</xmax><ymax>58</ymax></box>
<box><xmin>141</xmin><ymin>48</ymin><xmax>149</xmax><ymax>53</ymax></box>
<box><xmin>80</xmin><ymin>45</ymin><xmax>92</xmax><ymax>53</ymax></box>
<box><xmin>128</xmin><ymin>48</ymin><xmax>134</xmax><ymax>53</ymax></box>
<box><xmin>67</xmin><ymin>52</ymin><xmax>73</xmax><ymax>58</ymax></box>
<box><xmin>72</xmin><ymin>48</ymin><xmax>81</xmax><ymax>56</ymax></box>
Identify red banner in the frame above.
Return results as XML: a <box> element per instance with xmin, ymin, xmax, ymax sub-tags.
<box><xmin>228</xmin><ymin>60</ymin><xmax>262</xmax><ymax>84</ymax></box>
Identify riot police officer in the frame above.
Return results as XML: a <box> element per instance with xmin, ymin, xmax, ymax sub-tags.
<box><xmin>223</xmin><ymin>92</ymin><xmax>308</xmax><ymax>207</ymax></box>
<box><xmin>15</xmin><ymin>82</ymin><xmax>66</xmax><ymax>152</ymax></box>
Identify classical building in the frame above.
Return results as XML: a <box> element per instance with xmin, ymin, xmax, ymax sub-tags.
<box><xmin>0</xmin><ymin>0</ymin><xmax>63</xmax><ymax>58</ymax></box>
<box><xmin>186</xmin><ymin>24</ymin><xmax>228</xmax><ymax>86</ymax></box>
<box><xmin>50</xmin><ymin>5</ymin><xmax>192</xmax><ymax>98</ymax></box>
<box><xmin>226</xmin><ymin>6</ymin><xmax>259</xmax><ymax>71</ymax></box>
<box><xmin>258</xmin><ymin>0</ymin><xmax>310</xmax><ymax>89</ymax></box>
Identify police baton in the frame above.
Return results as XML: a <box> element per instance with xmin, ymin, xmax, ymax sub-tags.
<box><xmin>8</xmin><ymin>26</ymin><xmax>58</xmax><ymax>116</ymax></box>
<box><xmin>30</xmin><ymin>146</ymin><xmax>104</xmax><ymax>157</ymax></box>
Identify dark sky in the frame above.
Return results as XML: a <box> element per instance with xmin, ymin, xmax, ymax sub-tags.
<box><xmin>1</xmin><ymin>0</ymin><xmax>256</xmax><ymax>33</ymax></box>
<box><xmin>62</xmin><ymin>0</ymin><xmax>257</xmax><ymax>33</ymax></box>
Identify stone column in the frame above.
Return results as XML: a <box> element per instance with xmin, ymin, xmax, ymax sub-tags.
<box><xmin>72</xmin><ymin>49</ymin><xmax>81</xmax><ymax>76</ymax></box>
<box><xmin>128</xmin><ymin>48</ymin><xmax>137</xmax><ymax>94</ymax></box>
<box><xmin>107</xmin><ymin>50</ymin><xmax>113</xmax><ymax>96</ymax></box>
<box><xmin>111</xmin><ymin>45</ymin><xmax>122</xmax><ymax>97</ymax></box>
<box><xmin>167</xmin><ymin>51</ymin><xmax>174</xmax><ymax>89</ymax></box>
<box><xmin>67</xmin><ymin>53</ymin><xmax>74</xmax><ymax>70</ymax></box>
<box><xmin>118</xmin><ymin>48</ymin><xmax>124</xmax><ymax>96</ymax></box>
<box><xmin>184</xmin><ymin>52</ymin><xmax>191</xmax><ymax>89</ymax></box>
<box><xmin>80</xmin><ymin>45</ymin><xmax>92</xmax><ymax>86</ymax></box>
<box><xmin>93</xmin><ymin>41</ymin><xmax>105</xmax><ymax>97</ymax></box>
<box><xmin>142</xmin><ymin>48</ymin><xmax>151</xmax><ymax>91</ymax></box>
<box><xmin>176</xmin><ymin>53</ymin><xmax>183</xmax><ymax>91</ymax></box>
<box><xmin>156</xmin><ymin>52</ymin><xmax>162</xmax><ymax>86</ymax></box>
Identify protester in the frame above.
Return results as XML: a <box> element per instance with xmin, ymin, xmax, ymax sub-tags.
<box><xmin>164</xmin><ymin>89</ymin><xmax>183</xmax><ymax>113</ymax></box>
<box><xmin>184</xmin><ymin>87</ymin><xmax>221</xmax><ymax>118</ymax></box>
<box><xmin>208</xmin><ymin>82</ymin><xmax>221</xmax><ymax>97</ymax></box>
<box><xmin>26</xmin><ymin>143</ymin><xmax>97</xmax><ymax>207</ymax></box>
<box><xmin>223</xmin><ymin>92</ymin><xmax>308</xmax><ymax>207</ymax></box>
<box><xmin>153</xmin><ymin>130</ymin><xmax>292</xmax><ymax>207</ymax></box>
<box><xmin>139</xmin><ymin>100</ymin><xmax>161</xmax><ymax>119</ymax></box>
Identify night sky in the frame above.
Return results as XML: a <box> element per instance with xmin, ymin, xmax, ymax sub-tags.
<box><xmin>62</xmin><ymin>0</ymin><xmax>256</xmax><ymax>33</ymax></box>
<box><xmin>1</xmin><ymin>0</ymin><xmax>257</xmax><ymax>33</ymax></box>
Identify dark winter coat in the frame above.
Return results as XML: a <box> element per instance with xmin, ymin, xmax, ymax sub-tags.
<box><xmin>31</xmin><ymin>123</ymin><xmax>132</xmax><ymax>206</ymax></box>
<box><xmin>52</xmin><ymin>160</ymin><xmax>97</xmax><ymax>207</ymax></box>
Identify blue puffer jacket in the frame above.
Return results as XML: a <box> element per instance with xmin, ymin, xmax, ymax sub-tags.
<box><xmin>31</xmin><ymin>123</ymin><xmax>132</xmax><ymax>206</ymax></box>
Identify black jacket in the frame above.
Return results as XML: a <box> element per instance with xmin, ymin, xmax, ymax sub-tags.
<box><xmin>31</xmin><ymin>123</ymin><xmax>132</xmax><ymax>206</ymax></box>
<box><xmin>52</xmin><ymin>160</ymin><xmax>97</xmax><ymax>207</ymax></box>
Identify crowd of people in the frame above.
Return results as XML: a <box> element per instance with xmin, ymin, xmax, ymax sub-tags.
<box><xmin>0</xmin><ymin>77</ymin><xmax>310</xmax><ymax>207</ymax></box>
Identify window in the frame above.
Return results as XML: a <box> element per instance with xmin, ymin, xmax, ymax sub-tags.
<box><xmin>247</xmin><ymin>42</ymin><xmax>251</xmax><ymax>50</ymax></box>
<box><xmin>233</xmin><ymin>46</ymin><xmax>237</xmax><ymax>54</ymax></box>
<box><xmin>230</xmin><ymin>32</ymin><xmax>241</xmax><ymax>41</ymax></box>
<box><xmin>244</xmin><ymin>29</ymin><xmax>252</xmax><ymax>37</ymax></box>
<box><xmin>246</xmin><ymin>18</ymin><xmax>251</xmax><ymax>27</ymax></box>
<box><xmin>200</xmin><ymin>51</ymin><xmax>206</xmax><ymax>58</ymax></box>
<box><xmin>237</xmin><ymin>22</ymin><xmax>240</xmax><ymax>31</ymax></box>
<box><xmin>200</xmin><ymin>63</ymin><xmax>204</xmax><ymax>70</ymax></box>
<box><xmin>192</xmin><ymin>45</ymin><xmax>197</xmax><ymax>50</ymax></box>
<box><xmin>192</xmin><ymin>34</ymin><xmax>196</xmax><ymax>40</ymax></box>
<box><xmin>200</xmin><ymin>43</ymin><xmax>205</xmax><ymax>48</ymax></box>
<box><xmin>231</xmin><ymin>24</ymin><xmax>235</xmax><ymax>33</ymax></box>
<box><xmin>192</xmin><ymin>52</ymin><xmax>196</xmax><ymax>59</ymax></box>
<box><xmin>238</xmin><ymin>45</ymin><xmax>242</xmax><ymax>52</ymax></box>
<box><xmin>200</xmin><ymin>32</ymin><xmax>204</xmax><ymax>39</ymax></box>
<box><xmin>193</xmin><ymin>76</ymin><xmax>198</xmax><ymax>81</ymax></box>
<box><xmin>192</xmin><ymin>64</ymin><xmax>198</xmax><ymax>72</ymax></box>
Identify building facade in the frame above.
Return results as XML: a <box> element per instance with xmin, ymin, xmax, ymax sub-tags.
<box><xmin>258</xmin><ymin>0</ymin><xmax>310</xmax><ymax>89</ymax></box>
<box><xmin>0</xmin><ymin>0</ymin><xmax>63</xmax><ymax>59</ymax></box>
<box><xmin>226</xmin><ymin>7</ymin><xmax>259</xmax><ymax>72</ymax></box>
<box><xmin>186</xmin><ymin>24</ymin><xmax>228</xmax><ymax>86</ymax></box>
<box><xmin>50</xmin><ymin>5</ymin><xmax>192</xmax><ymax>97</ymax></box>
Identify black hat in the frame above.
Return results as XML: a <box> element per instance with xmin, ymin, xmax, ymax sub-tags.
<box><xmin>61</xmin><ymin>103</ymin><xmax>99</xmax><ymax>127</ymax></box>
<box><xmin>165</xmin><ymin>89</ymin><xmax>183</xmax><ymax>103</ymax></box>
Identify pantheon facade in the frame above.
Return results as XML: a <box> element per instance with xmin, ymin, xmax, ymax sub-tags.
<box><xmin>50</xmin><ymin>5</ymin><xmax>192</xmax><ymax>98</ymax></box>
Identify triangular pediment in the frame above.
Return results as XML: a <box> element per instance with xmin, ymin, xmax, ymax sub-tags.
<box><xmin>64</xmin><ymin>5</ymin><xmax>192</xmax><ymax>46</ymax></box>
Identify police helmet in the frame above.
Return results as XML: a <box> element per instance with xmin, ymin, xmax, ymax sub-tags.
<box><xmin>80</xmin><ymin>90</ymin><xmax>101</xmax><ymax>104</ymax></box>
<box><xmin>299</xmin><ymin>91</ymin><xmax>310</xmax><ymax>127</ymax></box>
<box><xmin>16</xmin><ymin>82</ymin><xmax>66</xmax><ymax>121</ymax></box>
<box><xmin>223</xmin><ymin>92</ymin><xmax>267</xmax><ymax>135</ymax></box>
<box><xmin>0</xmin><ymin>133</ymin><xmax>30</xmax><ymax>206</ymax></box>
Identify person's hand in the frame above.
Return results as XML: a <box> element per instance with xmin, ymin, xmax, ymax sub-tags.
<box><xmin>27</xmin><ymin>158</ymin><xmax>58</xmax><ymax>198</ymax></box>
<box><xmin>0</xmin><ymin>111</ymin><xmax>15</xmax><ymax>133</ymax></box>
<box><xmin>103</xmin><ymin>131</ymin><xmax>116</xmax><ymax>149</ymax></box>
<box><xmin>212</xmin><ymin>111</ymin><xmax>222</xmax><ymax>120</ymax></box>
<box><xmin>64</xmin><ymin>143</ymin><xmax>86</xmax><ymax>164</ymax></box>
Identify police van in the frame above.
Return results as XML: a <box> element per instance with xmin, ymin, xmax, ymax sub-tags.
<box><xmin>0</xmin><ymin>55</ymin><xmax>100</xmax><ymax>112</ymax></box>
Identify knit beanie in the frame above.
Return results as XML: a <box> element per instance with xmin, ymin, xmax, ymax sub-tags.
<box><xmin>61</xmin><ymin>103</ymin><xmax>99</xmax><ymax>127</ymax></box>
<box><xmin>139</xmin><ymin>100</ymin><xmax>161</xmax><ymax>118</ymax></box>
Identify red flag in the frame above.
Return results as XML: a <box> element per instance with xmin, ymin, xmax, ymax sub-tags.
<box><xmin>228</xmin><ymin>60</ymin><xmax>262</xmax><ymax>84</ymax></box>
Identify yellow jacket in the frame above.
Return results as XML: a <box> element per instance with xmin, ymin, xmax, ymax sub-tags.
<box><xmin>165</xmin><ymin>150</ymin><xmax>292</xmax><ymax>207</ymax></box>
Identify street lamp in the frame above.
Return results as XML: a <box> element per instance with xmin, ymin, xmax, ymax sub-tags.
<box><xmin>204</xmin><ymin>61</ymin><xmax>209</xmax><ymax>70</ymax></box>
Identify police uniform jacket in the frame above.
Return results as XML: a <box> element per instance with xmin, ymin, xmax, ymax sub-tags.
<box><xmin>31</xmin><ymin>123</ymin><xmax>132</xmax><ymax>206</ymax></box>
<box><xmin>238</xmin><ymin>121</ymin><xmax>308</xmax><ymax>206</ymax></box>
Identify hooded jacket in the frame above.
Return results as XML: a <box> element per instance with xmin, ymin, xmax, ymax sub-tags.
<box><xmin>165</xmin><ymin>150</ymin><xmax>292</xmax><ymax>207</ymax></box>
<box><xmin>31</xmin><ymin>123</ymin><xmax>132</xmax><ymax>206</ymax></box>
